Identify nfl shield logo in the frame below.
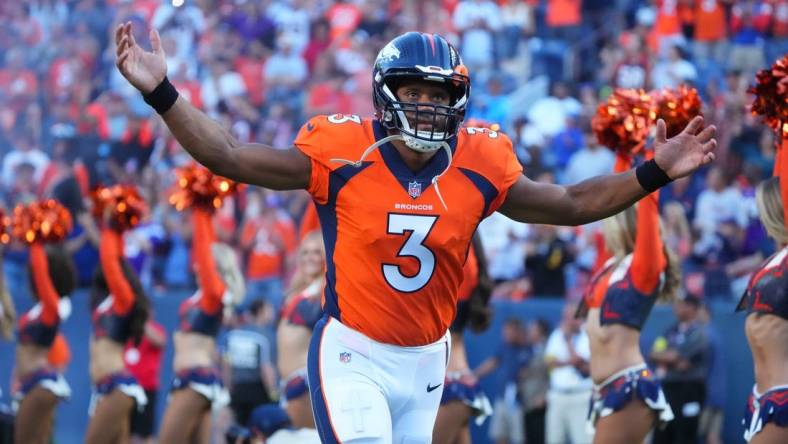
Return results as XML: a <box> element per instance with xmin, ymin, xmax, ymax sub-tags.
<box><xmin>408</xmin><ymin>181</ymin><xmax>422</xmax><ymax>199</ymax></box>
<box><xmin>339</xmin><ymin>352</ymin><xmax>352</xmax><ymax>363</ymax></box>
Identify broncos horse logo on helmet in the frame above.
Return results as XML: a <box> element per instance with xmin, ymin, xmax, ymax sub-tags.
<box><xmin>372</xmin><ymin>32</ymin><xmax>470</xmax><ymax>153</ymax></box>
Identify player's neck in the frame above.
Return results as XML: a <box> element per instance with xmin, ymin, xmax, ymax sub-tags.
<box><xmin>390</xmin><ymin>139</ymin><xmax>437</xmax><ymax>172</ymax></box>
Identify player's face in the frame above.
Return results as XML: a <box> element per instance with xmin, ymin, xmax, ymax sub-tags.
<box><xmin>298</xmin><ymin>237</ymin><xmax>325</xmax><ymax>279</ymax></box>
<box><xmin>395</xmin><ymin>80</ymin><xmax>452</xmax><ymax>133</ymax></box>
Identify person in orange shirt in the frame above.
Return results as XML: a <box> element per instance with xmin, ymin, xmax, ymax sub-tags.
<box><xmin>546</xmin><ymin>0</ymin><xmax>582</xmax><ymax>40</ymax></box>
<box><xmin>692</xmin><ymin>0</ymin><xmax>728</xmax><ymax>65</ymax></box>
<box><xmin>11</xmin><ymin>227</ymin><xmax>76</xmax><ymax>444</ymax></box>
<box><xmin>652</xmin><ymin>0</ymin><xmax>688</xmax><ymax>57</ymax></box>
<box><xmin>240</xmin><ymin>192</ymin><xmax>293</xmax><ymax>315</ymax></box>
<box><xmin>117</xmin><ymin>25</ymin><xmax>717</xmax><ymax>442</ymax></box>
<box><xmin>576</xmin><ymin>147</ymin><xmax>680</xmax><ymax>444</ymax></box>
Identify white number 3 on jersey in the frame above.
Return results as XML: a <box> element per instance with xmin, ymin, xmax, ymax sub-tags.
<box><xmin>383</xmin><ymin>214</ymin><xmax>438</xmax><ymax>293</ymax></box>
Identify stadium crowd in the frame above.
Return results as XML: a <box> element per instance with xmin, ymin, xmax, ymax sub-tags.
<box><xmin>0</xmin><ymin>0</ymin><xmax>785</xmax><ymax>443</ymax></box>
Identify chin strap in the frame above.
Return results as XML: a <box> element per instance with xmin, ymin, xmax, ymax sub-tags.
<box><xmin>331</xmin><ymin>134</ymin><xmax>452</xmax><ymax>210</ymax></box>
<box><xmin>430</xmin><ymin>142</ymin><xmax>452</xmax><ymax>210</ymax></box>
<box><xmin>330</xmin><ymin>134</ymin><xmax>402</xmax><ymax>167</ymax></box>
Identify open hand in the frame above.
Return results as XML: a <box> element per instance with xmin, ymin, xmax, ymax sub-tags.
<box><xmin>653</xmin><ymin>116</ymin><xmax>717</xmax><ymax>180</ymax></box>
<box><xmin>115</xmin><ymin>21</ymin><xmax>167</xmax><ymax>94</ymax></box>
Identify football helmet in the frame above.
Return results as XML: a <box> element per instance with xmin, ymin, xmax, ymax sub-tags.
<box><xmin>372</xmin><ymin>32</ymin><xmax>470</xmax><ymax>153</ymax></box>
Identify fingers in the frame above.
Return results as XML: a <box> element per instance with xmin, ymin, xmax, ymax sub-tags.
<box><xmin>114</xmin><ymin>23</ymin><xmax>124</xmax><ymax>47</ymax></box>
<box><xmin>701</xmin><ymin>152</ymin><xmax>716</xmax><ymax>166</ymax></box>
<box><xmin>150</xmin><ymin>28</ymin><xmax>163</xmax><ymax>55</ymax></box>
<box><xmin>681</xmin><ymin>116</ymin><xmax>704</xmax><ymax>136</ymax></box>
<box><xmin>702</xmin><ymin>139</ymin><xmax>717</xmax><ymax>154</ymax></box>
<box><xmin>695</xmin><ymin>124</ymin><xmax>716</xmax><ymax>143</ymax></box>
<box><xmin>126</xmin><ymin>22</ymin><xmax>137</xmax><ymax>48</ymax></box>
<box><xmin>116</xmin><ymin>34</ymin><xmax>128</xmax><ymax>58</ymax></box>
<box><xmin>117</xmin><ymin>51</ymin><xmax>130</xmax><ymax>71</ymax></box>
<box><xmin>656</xmin><ymin>119</ymin><xmax>667</xmax><ymax>144</ymax></box>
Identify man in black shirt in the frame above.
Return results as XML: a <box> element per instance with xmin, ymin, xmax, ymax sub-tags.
<box><xmin>222</xmin><ymin>300</ymin><xmax>278</xmax><ymax>426</ymax></box>
<box><xmin>650</xmin><ymin>293</ymin><xmax>710</xmax><ymax>444</ymax></box>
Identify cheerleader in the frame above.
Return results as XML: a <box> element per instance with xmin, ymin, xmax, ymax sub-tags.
<box><xmin>277</xmin><ymin>231</ymin><xmax>325</xmax><ymax>429</ymax></box>
<box><xmin>578</xmin><ymin>150</ymin><xmax>680</xmax><ymax>444</ymax></box>
<box><xmin>85</xmin><ymin>190</ymin><xmax>150</xmax><ymax>444</ymax></box>
<box><xmin>433</xmin><ymin>234</ymin><xmax>493</xmax><ymax>444</ymax></box>
<box><xmin>10</xmin><ymin>202</ymin><xmax>75</xmax><ymax>444</ymax></box>
<box><xmin>737</xmin><ymin>175</ymin><xmax>788</xmax><ymax>444</ymax></box>
<box><xmin>158</xmin><ymin>173</ymin><xmax>245</xmax><ymax>444</ymax></box>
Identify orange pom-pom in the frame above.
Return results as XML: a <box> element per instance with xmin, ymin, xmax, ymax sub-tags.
<box><xmin>0</xmin><ymin>208</ymin><xmax>10</xmax><ymax>244</ymax></box>
<box><xmin>592</xmin><ymin>89</ymin><xmax>656</xmax><ymax>159</ymax></box>
<box><xmin>168</xmin><ymin>163</ymin><xmax>244</xmax><ymax>212</ymax></box>
<box><xmin>749</xmin><ymin>54</ymin><xmax>788</xmax><ymax>136</ymax></box>
<box><xmin>11</xmin><ymin>200</ymin><xmax>73</xmax><ymax>244</ymax></box>
<box><xmin>90</xmin><ymin>185</ymin><xmax>148</xmax><ymax>231</ymax></box>
<box><xmin>653</xmin><ymin>85</ymin><xmax>703</xmax><ymax>138</ymax></box>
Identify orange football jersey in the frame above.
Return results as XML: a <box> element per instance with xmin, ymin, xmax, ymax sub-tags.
<box><xmin>294</xmin><ymin>114</ymin><xmax>522</xmax><ymax>346</ymax></box>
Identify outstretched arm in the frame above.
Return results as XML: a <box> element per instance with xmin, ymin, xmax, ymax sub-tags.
<box><xmin>499</xmin><ymin>117</ymin><xmax>716</xmax><ymax>226</ymax></box>
<box><xmin>192</xmin><ymin>209</ymin><xmax>225</xmax><ymax>314</ymax></box>
<box><xmin>115</xmin><ymin>22</ymin><xmax>310</xmax><ymax>190</ymax></box>
<box><xmin>99</xmin><ymin>229</ymin><xmax>135</xmax><ymax>315</ymax></box>
<box><xmin>630</xmin><ymin>155</ymin><xmax>666</xmax><ymax>293</ymax></box>
<box><xmin>29</xmin><ymin>244</ymin><xmax>60</xmax><ymax>325</ymax></box>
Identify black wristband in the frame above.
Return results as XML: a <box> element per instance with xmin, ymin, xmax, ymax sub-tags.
<box><xmin>143</xmin><ymin>77</ymin><xmax>178</xmax><ymax>115</ymax></box>
<box><xmin>635</xmin><ymin>159</ymin><xmax>673</xmax><ymax>192</ymax></box>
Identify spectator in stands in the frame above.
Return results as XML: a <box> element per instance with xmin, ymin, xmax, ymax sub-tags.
<box><xmin>161</xmin><ymin>208</ymin><xmax>193</xmax><ymax>289</ymax></box>
<box><xmin>651</xmin><ymin>0</ymin><xmax>687</xmax><ymax>57</ymax></box>
<box><xmin>527</xmin><ymin>81</ymin><xmax>582</xmax><ymax>139</ymax></box>
<box><xmin>453</xmin><ymin>0</ymin><xmax>502</xmax><ymax>74</ymax></box>
<box><xmin>544</xmin><ymin>303</ymin><xmax>592</xmax><ymax>444</ymax></box>
<box><xmin>524</xmin><ymin>224</ymin><xmax>574</xmax><ymax>298</ymax></box>
<box><xmin>240</xmin><ymin>191</ymin><xmax>294</xmax><ymax>316</ymax></box>
<box><xmin>650</xmin><ymin>293</ymin><xmax>710</xmax><ymax>444</ymax></box>
<box><xmin>264</xmin><ymin>33</ymin><xmax>308</xmax><ymax>115</ymax></box>
<box><xmin>1</xmin><ymin>130</ymin><xmax>49</xmax><ymax>189</ymax></box>
<box><xmin>223</xmin><ymin>299</ymin><xmax>278</xmax><ymax>427</ymax></box>
<box><xmin>497</xmin><ymin>0</ymin><xmax>534</xmax><ymax>62</ymax></box>
<box><xmin>562</xmin><ymin>132</ymin><xmax>615</xmax><ymax>185</ymax></box>
<box><xmin>692</xmin><ymin>0</ymin><xmax>728</xmax><ymax>67</ymax></box>
<box><xmin>694</xmin><ymin>167</ymin><xmax>747</xmax><ymax>238</ymax></box>
<box><xmin>651</xmin><ymin>44</ymin><xmax>698</xmax><ymax>89</ymax></box>
<box><xmin>729</xmin><ymin>1</ymin><xmax>768</xmax><ymax>75</ymax></box>
<box><xmin>478</xmin><ymin>211</ymin><xmax>529</xmax><ymax>284</ymax></box>
<box><xmin>201</xmin><ymin>57</ymin><xmax>248</xmax><ymax>118</ymax></box>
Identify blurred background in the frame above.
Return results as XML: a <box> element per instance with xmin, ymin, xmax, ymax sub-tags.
<box><xmin>0</xmin><ymin>0</ymin><xmax>785</xmax><ymax>443</ymax></box>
